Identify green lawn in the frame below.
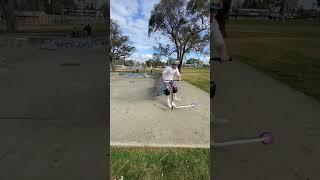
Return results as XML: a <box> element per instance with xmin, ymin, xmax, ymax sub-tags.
<box><xmin>181</xmin><ymin>67</ymin><xmax>210</xmax><ymax>93</ymax></box>
<box><xmin>226</xmin><ymin>19</ymin><xmax>320</xmax><ymax>100</ymax></box>
<box><xmin>111</xmin><ymin>147</ymin><xmax>209</xmax><ymax>180</ymax></box>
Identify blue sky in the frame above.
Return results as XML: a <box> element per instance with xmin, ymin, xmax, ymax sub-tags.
<box><xmin>110</xmin><ymin>0</ymin><xmax>210</xmax><ymax>63</ymax></box>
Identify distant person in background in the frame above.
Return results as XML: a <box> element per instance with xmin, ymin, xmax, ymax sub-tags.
<box><xmin>72</xmin><ymin>25</ymin><xmax>80</xmax><ymax>37</ymax></box>
<box><xmin>87</xmin><ymin>24</ymin><xmax>92</xmax><ymax>36</ymax></box>
<box><xmin>233</xmin><ymin>7</ymin><xmax>239</xmax><ymax>20</ymax></box>
<box><xmin>83</xmin><ymin>24</ymin><xmax>92</xmax><ymax>37</ymax></box>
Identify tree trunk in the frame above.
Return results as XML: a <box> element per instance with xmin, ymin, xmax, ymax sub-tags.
<box><xmin>1</xmin><ymin>0</ymin><xmax>16</xmax><ymax>33</ymax></box>
<box><xmin>177</xmin><ymin>56</ymin><xmax>183</xmax><ymax>73</ymax></box>
<box><xmin>6</xmin><ymin>15</ymin><xmax>16</xmax><ymax>32</ymax></box>
<box><xmin>110</xmin><ymin>55</ymin><xmax>115</xmax><ymax>71</ymax></box>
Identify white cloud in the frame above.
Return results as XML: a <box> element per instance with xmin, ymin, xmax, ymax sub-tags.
<box><xmin>142</xmin><ymin>54</ymin><xmax>153</xmax><ymax>59</ymax></box>
<box><xmin>111</xmin><ymin>0</ymin><xmax>159</xmax><ymax>62</ymax></box>
<box><xmin>141</xmin><ymin>0</ymin><xmax>159</xmax><ymax>20</ymax></box>
<box><xmin>132</xmin><ymin>53</ymin><xmax>154</xmax><ymax>62</ymax></box>
<box><xmin>110</xmin><ymin>0</ymin><xmax>139</xmax><ymax>17</ymax></box>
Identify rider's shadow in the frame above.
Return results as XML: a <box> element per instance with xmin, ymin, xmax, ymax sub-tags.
<box><xmin>148</xmin><ymin>96</ymin><xmax>168</xmax><ymax>111</ymax></box>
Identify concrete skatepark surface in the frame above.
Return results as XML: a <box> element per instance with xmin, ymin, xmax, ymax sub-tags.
<box><xmin>0</xmin><ymin>40</ymin><xmax>107</xmax><ymax>179</ymax></box>
<box><xmin>212</xmin><ymin>61</ymin><xmax>320</xmax><ymax>179</ymax></box>
<box><xmin>111</xmin><ymin>73</ymin><xmax>210</xmax><ymax>148</ymax></box>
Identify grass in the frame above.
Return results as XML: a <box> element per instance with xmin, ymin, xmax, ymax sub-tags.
<box><xmin>226</xmin><ymin>19</ymin><xmax>320</xmax><ymax>100</ymax></box>
<box><xmin>181</xmin><ymin>67</ymin><xmax>210</xmax><ymax>93</ymax></box>
<box><xmin>111</xmin><ymin>147</ymin><xmax>209</xmax><ymax>180</ymax></box>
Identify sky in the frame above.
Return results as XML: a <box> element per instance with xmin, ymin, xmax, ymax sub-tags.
<box><xmin>110</xmin><ymin>0</ymin><xmax>210</xmax><ymax>63</ymax></box>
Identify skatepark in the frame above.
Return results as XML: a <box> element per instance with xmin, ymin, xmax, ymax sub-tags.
<box><xmin>110</xmin><ymin>72</ymin><xmax>210</xmax><ymax>148</ymax></box>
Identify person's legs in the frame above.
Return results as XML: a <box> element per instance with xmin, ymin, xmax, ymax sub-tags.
<box><xmin>210</xmin><ymin>80</ymin><xmax>216</xmax><ymax>99</ymax></box>
<box><xmin>163</xmin><ymin>82</ymin><xmax>171</xmax><ymax>108</ymax></box>
<box><xmin>172</xmin><ymin>81</ymin><xmax>181</xmax><ymax>101</ymax></box>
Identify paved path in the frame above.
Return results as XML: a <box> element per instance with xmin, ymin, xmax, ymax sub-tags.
<box><xmin>111</xmin><ymin>74</ymin><xmax>210</xmax><ymax>148</ymax></box>
<box><xmin>0</xmin><ymin>43</ymin><xmax>107</xmax><ymax>179</ymax></box>
<box><xmin>212</xmin><ymin>61</ymin><xmax>320</xmax><ymax>180</ymax></box>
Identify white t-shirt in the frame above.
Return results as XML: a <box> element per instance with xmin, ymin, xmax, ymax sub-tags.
<box><xmin>162</xmin><ymin>66</ymin><xmax>181</xmax><ymax>81</ymax></box>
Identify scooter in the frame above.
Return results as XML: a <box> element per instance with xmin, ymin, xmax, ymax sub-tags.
<box><xmin>212</xmin><ymin>132</ymin><xmax>273</xmax><ymax>148</ymax></box>
<box><xmin>163</xmin><ymin>80</ymin><xmax>197</xmax><ymax>110</ymax></box>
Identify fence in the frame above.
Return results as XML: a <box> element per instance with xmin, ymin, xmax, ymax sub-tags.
<box><xmin>48</xmin><ymin>15</ymin><xmax>106</xmax><ymax>25</ymax></box>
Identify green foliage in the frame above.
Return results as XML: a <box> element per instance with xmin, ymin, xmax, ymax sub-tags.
<box><xmin>186</xmin><ymin>58</ymin><xmax>198</xmax><ymax>64</ymax></box>
<box><xmin>111</xmin><ymin>19</ymin><xmax>136</xmax><ymax>66</ymax></box>
<box><xmin>0</xmin><ymin>0</ymin><xmax>16</xmax><ymax>32</ymax></box>
<box><xmin>125</xmin><ymin>60</ymin><xmax>135</xmax><ymax>66</ymax></box>
<box><xmin>145</xmin><ymin>59</ymin><xmax>165</xmax><ymax>67</ymax></box>
<box><xmin>148</xmin><ymin>0</ymin><xmax>209</xmax><ymax>69</ymax></box>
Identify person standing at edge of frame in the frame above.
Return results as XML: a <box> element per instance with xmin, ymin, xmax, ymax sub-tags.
<box><xmin>210</xmin><ymin>0</ymin><xmax>231</xmax><ymax>99</ymax></box>
<box><xmin>211</xmin><ymin>1</ymin><xmax>230</xmax><ymax>64</ymax></box>
<box><xmin>210</xmin><ymin>1</ymin><xmax>231</xmax><ymax>124</ymax></box>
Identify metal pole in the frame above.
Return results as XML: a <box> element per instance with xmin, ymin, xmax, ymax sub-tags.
<box><xmin>81</xmin><ymin>0</ymin><xmax>84</xmax><ymax>24</ymax></box>
<box><xmin>52</xmin><ymin>0</ymin><xmax>55</xmax><ymax>24</ymax></box>
<box><xmin>283</xmin><ymin>0</ymin><xmax>288</xmax><ymax>22</ymax></box>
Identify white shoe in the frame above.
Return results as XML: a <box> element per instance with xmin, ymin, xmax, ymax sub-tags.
<box><xmin>167</xmin><ymin>97</ymin><xmax>172</xmax><ymax>108</ymax></box>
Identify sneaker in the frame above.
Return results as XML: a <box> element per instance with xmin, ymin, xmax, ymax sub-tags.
<box><xmin>171</xmin><ymin>102</ymin><xmax>177</xmax><ymax>108</ymax></box>
<box><xmin>167</xmin><ymin>99</ymin><xmax>172</xmax><ymax>109</ymax></box>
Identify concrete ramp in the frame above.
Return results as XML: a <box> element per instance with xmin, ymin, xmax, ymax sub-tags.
<box><xmin>111</xmin><ymin>75</ymin><xmax>210</xmax><ymax>148</ymax></box>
